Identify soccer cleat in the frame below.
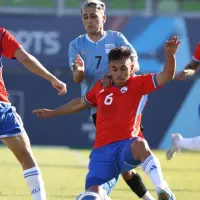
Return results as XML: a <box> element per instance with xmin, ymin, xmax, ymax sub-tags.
<box><xmin>166</xmin><ymin>133</ymin><xmax>183</xmax><ymax>160</ymax></box>
<box><xmin>157</xmin><ymin>187</ymin><xmax>176</xmax><ymax>200</ymax></box>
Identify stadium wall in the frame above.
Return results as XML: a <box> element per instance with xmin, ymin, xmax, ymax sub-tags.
<box><xmin>1</xmin><ymin>15</ymin><xmax>200</xmax><ymax>149</ymax></box>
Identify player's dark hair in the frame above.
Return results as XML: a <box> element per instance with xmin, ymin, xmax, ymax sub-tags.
<box><xmin>108</xmin><ymin>46</ymin><xmax>135</xmax><ymax>63</ymax></box>
<box><xmin>81</xmin><ymin>0</ymin><xmax>106</xmax><ymax>13</ymax></box>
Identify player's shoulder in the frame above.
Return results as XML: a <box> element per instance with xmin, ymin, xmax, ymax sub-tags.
<box><xmin>106</xmin><ymin>30</ymin><xmax>122</xmax><ymax>37</ymax></box>
<box><xmin>128</xmin><ymin>75</ymin><xmax>137</xmax><ymax>84</ymax></box>
<box><xmin>75</xmin><ymin>34</ymin><xmax>87</xmax><ymax>41</ymax></box>
<box><xmin>91</xmin><ymin>80</ymin><xmax>103</xmax><ymax>92</ymax></box>
<box><xmin>95</xmin><ymin>80</ymin><xmax>103</xmax><ymax>88</ymax></box>
<box><xmin>130</xmin><ymin>74</ymin><xmax>141</xmax><ymax>80</ymax></box>
<box><xmin>70</xmin><ymin>34</ymin><xmax>87</xmax><ymax>45</ymax></box>
<box><xmin>127</xmin><ymin>75</ymin><xmax>143</xmax><ymax>89</ymax></box>
<box><xmin>130</xmin><ymin>74</ymin><xmax>153</xmax><ymax>82</ymax></box>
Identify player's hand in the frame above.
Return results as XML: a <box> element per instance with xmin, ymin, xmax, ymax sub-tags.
<box><xmin>102</xmin><ymin>74</ymin><xmax>113</xmax><ymax>88</ymax></box>
<box><xmin>51</xmin><ymin>78</ymin><xmax>67</xmax><ymax>96</ymax></box>
<box><xmin>32</xmin><ymin>109</ymin><xmax>54</xmax><ymax>118</ymax></box>
<box><xmin>176</xmin><ymin>69</ymin><xmax>196</xmax><ymax>80</ymax></box>
<box><xmin>73</xmin><ymin>54</ymin><xmax>85</xmax><ymax>72</ymax></box>
<box><xmin>165</xmin><ymin>36</ymin><xmax>181</xmax><ymax>56</ymax></box>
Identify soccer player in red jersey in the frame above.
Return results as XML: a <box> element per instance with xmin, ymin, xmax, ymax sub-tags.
<box><xmin>70</xmin><ymin>1</ymin><xmax>153</xmax><ymax>199</ymax></box>
<box><xmin>0</xmin><ymin>28</ymin><xmax>67</xmax><ymax>200</ymax></box>
<box><xmin>33</xmin><ymin>36</ymin><xmax>180</xmax><ymax>200</ymax></box>
<box><xmin>166</xmin><ymin>42</ymin><xmax>200</xmax><ymax>160</ymax></box>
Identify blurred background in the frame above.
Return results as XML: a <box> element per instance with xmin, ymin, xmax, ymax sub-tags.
<box><xmin>1</xmin><ymin>0</ymin><xmax>200</xmax><ymax>149</ymax></box>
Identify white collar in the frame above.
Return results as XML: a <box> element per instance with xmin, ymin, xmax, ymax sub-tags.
<box><xmin>86</xmin><ymin>31</ymin><xmax>107</xmax><ymax>43</ymax></box>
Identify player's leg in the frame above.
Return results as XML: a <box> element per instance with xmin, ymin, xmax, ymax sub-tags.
<box><xmin>132</xmin><ymin>138</ymin><xmax>175</xmax><ymax>200</ymax></box>
<box><xmin>0</xmin><ymin>105</ymin><xmax>46</xmax><ymax>200</ymax></box>
<box><xmin>92</xmin><ymin>113</ymin><xmax>152</xmax><ymax>200</ymax></box>
<box><xmin>166</xmin><ymin>133</ymin><xmax>200</xmax><ymax>160</ymax></box>
<box><xmin>121</xmin><ymin>170</ymin><xmax>154</xmax><ymax>200</ymax></box>
<box><xmin>119</xmin><ymin>137</ymin><xmax>175</xmax><ymax>200</ymax></box>
<box><xmin>121</xmin><ymin>127</ymin><xmax>154</xmax><ymax>200</ymax></box>
<box><xmin>1</xmin><ymin>133</ymin><xmax>46</xmax><ymax>200</ymax></box>
<box><xmin>177</xmin><ymin>136</ymin><xmax>200</xmax><ymax>150</ymax></box>
<box><xmin>76</xmin><ymin>144</ymin><xmax>119</xmax><ymax>200</ymax></box>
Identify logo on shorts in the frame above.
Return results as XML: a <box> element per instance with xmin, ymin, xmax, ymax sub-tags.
<box><xmin>105</xmin><ymin>44</ymin><xmax>115</xmax><ymax>53</ymax></box>
<box><xmin>120</xmin><ymin>86</ymin><xmax>128</xmax><ymax>93</ymax></box>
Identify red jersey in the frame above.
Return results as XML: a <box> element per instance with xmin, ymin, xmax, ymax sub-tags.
<box><xmin>0</xmin><ymin>28</ymin><xmax>21</xmax><ymax>103</ymax></box>
<box><xmin>193</xmin><ymin>42</ymin><xmax>200</xmax><ymax>62</ymax></box>
<box><xmin>85</xmin><ymin>73</ymin><xmax>160</xmax><ymax>148</ymax></box>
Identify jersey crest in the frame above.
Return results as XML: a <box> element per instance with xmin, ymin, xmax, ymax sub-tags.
<box><xmin>105</xmin><ymin>44</ymin><xmax>115</xmax><ymax>53</ymax></box>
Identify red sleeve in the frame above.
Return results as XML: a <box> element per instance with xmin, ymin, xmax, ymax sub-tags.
<box><xmin>1</xmin><ymin>29</ymin><xmax>22</xmax><ymax>58</ymax></box>
<box><xmin>84</xmin><ymin>81</ymin><xmax>101</xmax><ymax>106</ymax></box>
<box><xmin>193</xmin><ymin>42</ymin><xmax>200</xmax><ymax>62</ymax></box>
<box><xmin>134</xmin><ymin>73</ymin><xmax>160</xmax><ymax>95</ymax></box>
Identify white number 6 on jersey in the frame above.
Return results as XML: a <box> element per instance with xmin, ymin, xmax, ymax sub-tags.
<box><xmin>104</xmin><ymin>93</ymin><xmax>113</xmax><ymax>105</ymax></box>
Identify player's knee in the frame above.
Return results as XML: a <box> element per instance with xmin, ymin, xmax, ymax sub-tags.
<box><xmin>121</xmin><ymin>170</ymin><xmax>134</xmax><ymax>180</ymax></box>
<box><xmin>131</xmin><ymin>138</ymin><xmax>150</xmax><ymax>160</ymax></box>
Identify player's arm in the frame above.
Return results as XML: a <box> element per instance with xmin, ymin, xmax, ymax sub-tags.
<box><xmin>136</xmin><ymin>37</ymin><xmax>180</xmax><ymax>95</ymax></box>
<box><xmin>185</xmin><ymin>60</ymin><xmax>200</xmax><ymax>70</ymax></box>
<box><xmin>69</xmin><ymin>41</ymin><xmax>85</xmax><ymax>84</ymax></box>
<box><xmin>14</xmin><ymin>49</ymin><xmax>66</xmax><ymax>95</ymax></box>
<box><xmin>179</xmin><ymin>60</ymin><xmax>200</xmax><ymax>79</ymax></box>
<box><xmin>14</xmin><ymin>49</ymin><xmax>56</xmax><ymax>82</ymax></box>
<box><xmin>32</xmin><ymin>97</ymin><xmax>90</xmax><ymax>118</ymax></box>
<box><xmin>156</xmin><ymin>36</ymin><xmax>180</xmax><ymax>86</ymax></box>
<box><xmin>177</xmin><ymin>43</ymin><xmax>200</xmax><ymax>80</ymax></box>
<box><xmin>2</xmin><ymin>29</ymin><xmax>67</xmax><ymax>95</ymax></box>
<box><xmin>117</xmin><ymin>32</ymin><xmax>139</xmax><ymax>73</ymax></box>
<box><xmin>33</xmin><ymin>81</ymin><xmax>99</xmax><ymax>118</ymax></box>
<box><xmin>73</xmin><ymin>54</ymin><xmax>85</xmax><ymax>84</ymax></box>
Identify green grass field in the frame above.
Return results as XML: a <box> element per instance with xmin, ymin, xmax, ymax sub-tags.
<box><xmin>0</xmin><ymin>146</ymin><xmax>200</xmax><ymax>200</ymax></box>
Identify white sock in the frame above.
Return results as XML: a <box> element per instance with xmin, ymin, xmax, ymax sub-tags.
<box><xmin>24</xmin><ymin>167</ymin><xmax>46</xmax><ymax>200</ymax></box>
<box><xmin>141</xmin><ymin>155</ymin><xmax>166</xmax><ymax>189</ymax></box>
<box><xmin>177</xmin><ymin>137</ymin><xmax>200</xmax><ymax>151</ymax></box>
<box><xmin>142</xmin><ymin>191</ymin><xmax>155</xmax><ymax>200</ymax></box>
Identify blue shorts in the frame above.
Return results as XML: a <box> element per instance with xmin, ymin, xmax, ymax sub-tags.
<box><xmin>0</xmin><ymin>103</ymin><xmax>25</xmax><ymax>139</ymax></box>
<box><xmin>85</xmin><ymin>137</ymin><xmax>141</xmax><ymax>195</ymax></box>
